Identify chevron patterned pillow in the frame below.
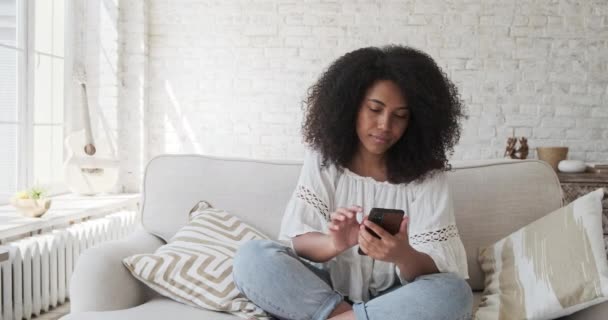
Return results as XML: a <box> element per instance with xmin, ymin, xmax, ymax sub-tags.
<box><xmin>123</xmin><ymin>201</ymin><xmax>271</xmax><ymax>319</ymax></box>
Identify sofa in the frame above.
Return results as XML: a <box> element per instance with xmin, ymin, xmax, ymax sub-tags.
<box><xmin>61</xmin><ymin>154</ymin><xmax>608</xmax><ymax>320</ymax></box>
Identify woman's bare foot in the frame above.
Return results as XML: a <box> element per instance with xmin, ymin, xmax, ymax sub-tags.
<box><xmin>329</xmin><ymin>310</ymin><xmax>355</xmax><ymax>320</ymax></box>
<box><xmin>328</xmin><ymin>302</ymin><xmax>354</xmax><ymax>319</ymax></box>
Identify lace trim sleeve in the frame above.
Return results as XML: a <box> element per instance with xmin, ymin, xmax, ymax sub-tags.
<box><xmin>409</xmin><ymin>224</ymin><xmax>460</xmax><ymax>246</ymax></box>
<box><xmin>295</xmin><ymin>184</ymin><xmax>330</xmax><ymax>221</ymax></box>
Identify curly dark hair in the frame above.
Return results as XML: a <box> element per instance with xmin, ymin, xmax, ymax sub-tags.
<box><xmin>302</xmin><ymin>45</ymin><xmax>466</xmax><ymax>184</ymax></box>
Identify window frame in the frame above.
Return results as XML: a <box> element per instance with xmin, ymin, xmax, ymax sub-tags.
<box><xmin>0</xmin><ymin>0</ymin><xmax>73</xmax><ymax>204</ymax></box>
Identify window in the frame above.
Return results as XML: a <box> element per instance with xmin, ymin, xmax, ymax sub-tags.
<box><xmin>0</xmin><ymin>0</ymin><xmax>68</xmax><ymax>204</ymax></box>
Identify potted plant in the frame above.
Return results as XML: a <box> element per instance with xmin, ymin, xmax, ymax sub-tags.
<box><xmin>9</xmin><ymin>186</ymin><xmax>52</xmax><ymax>218</ymax></box>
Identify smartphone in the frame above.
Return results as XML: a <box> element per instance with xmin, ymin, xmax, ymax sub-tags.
<box><xmin>358</xmin><ymin>208</ymin><xmax>405</xmax><ymax>255</ymax></box>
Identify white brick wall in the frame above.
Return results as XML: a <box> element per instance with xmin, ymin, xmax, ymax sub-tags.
<box><xmin>118</xmin><ymin>0</ymin><xmax>148</xmax><ymax>192</ymax></box>
<box><xmin>74</xmin><ymin>0</ymin><xmax>608</xmax><ymax>192</ymax></box>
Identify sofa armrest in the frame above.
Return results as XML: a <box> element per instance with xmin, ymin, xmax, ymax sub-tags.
<box><xmin>69</xmin><ymin>226</ymin><xmax>165</xmax><ymax>312</ymax></box>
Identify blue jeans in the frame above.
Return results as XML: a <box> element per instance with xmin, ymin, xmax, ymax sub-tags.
<box><xmin>233</xmin><ymin>240</ymin><xmax>473</xmax><ymax>320</ymax></box>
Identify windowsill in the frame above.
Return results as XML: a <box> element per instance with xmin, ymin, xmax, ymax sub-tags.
<box><xmin>0</xmin><ymin>193</ymin><xmax>140</xmax><ymax>243</ymax></box>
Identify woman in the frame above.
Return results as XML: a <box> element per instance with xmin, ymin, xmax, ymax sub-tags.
<box><xmin>233</xmin><ymin>45</ymin><xmax>473</xmax><ymax>320</ymax></box>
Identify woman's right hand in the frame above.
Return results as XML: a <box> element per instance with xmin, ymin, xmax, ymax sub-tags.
<box><xmin>328</xmin><ymin>206</ymin><xmax>363</xmax><ymax>253</ymax></box>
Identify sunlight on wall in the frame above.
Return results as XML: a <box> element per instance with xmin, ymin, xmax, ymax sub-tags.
<box><xmin>163</xmin><ymin>80</ymin><xmax>203</xmax><ymax>154</ymax></box>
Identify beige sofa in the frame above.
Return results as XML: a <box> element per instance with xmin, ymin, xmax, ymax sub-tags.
<box><xmin>61</xmin><ymin>155</ymin><xmax>608</xmax><ymax>319</ymax></box>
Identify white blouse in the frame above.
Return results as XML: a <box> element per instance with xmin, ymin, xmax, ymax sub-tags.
<box><xmin>278</xmin><ymin>149</ymin><xmax>469</xmax><ymax>303</ymax></box>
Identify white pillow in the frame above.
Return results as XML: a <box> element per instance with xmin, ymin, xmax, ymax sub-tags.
<box><xmin>123</xmin><ymin>201</ymin><xmax>270</xmax><ymax>319</ymax></box>
<box><xmin>476</xmin><ymin>188</ymin><xmax>608</xmax><ymax>319</ymax></box>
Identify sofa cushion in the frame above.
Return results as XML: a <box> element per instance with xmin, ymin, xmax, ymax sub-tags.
<box><xmin>475</xmin><ymin>189</ymin><xmax>608</xmax><ymax>319</ymax></box>
<box><xmin>123</xmin><ymin>202</ymin><xmax>270</xmax><ymax>319</ymax></box>
<box><xmin>60</xmin><ymin>297</ymin><xmax>240</xmax><ymax>320</ymax></box>
<box><xmin>473</xmin><ymin>291</ymin><xmax>608</xmax><ymax>320</ymax></box>
<box><xmin>560</xmin><ymin>299</ymin><xmax>608</xmax><ymax>320</ymax></box>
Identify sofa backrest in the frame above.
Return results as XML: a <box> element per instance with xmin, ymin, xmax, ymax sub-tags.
<box><xmin>141</xmin><ymin>155</ymin><xmax>563</xmax><ymax>291</ymax></box>
<box><xmin>447</xmin><ymin>159</ymin><xmax>562</xmax><ymax>290</ymax></box>
<box><xmin>141</xmin><ymin>154</ymin><xmax>302</xmax><ymax>243</ymax></box>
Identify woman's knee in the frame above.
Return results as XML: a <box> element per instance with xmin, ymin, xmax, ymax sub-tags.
<box><xmin>439</xmin><ymin>273</ymin><xmax>474</xmax><ymax>316</ymax></box>
<box><xmin>233</xmin><ymin>240</ymin><xmax>286</xmax><ymax>284</ymax></box>
<box><xmin>417</xmin><ymin>273</ymin><xmax>473</xmax><ymax>317</ymax></box>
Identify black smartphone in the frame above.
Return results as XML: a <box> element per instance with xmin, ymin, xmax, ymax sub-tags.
<box><xmin>358</xmin><ymin>208</ymin><xmax>405</xmax><ymax>255</ymax></box>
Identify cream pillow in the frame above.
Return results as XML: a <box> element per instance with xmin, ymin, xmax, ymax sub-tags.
<box><xmin>123</xmin><ymin>201</ymin><xmax>270</xmax><ymax>319</ymax></box>
<box><xmin>476</xmin><ymin>188</ymin><xmax>608</xmax><ymax>319</ymax></box>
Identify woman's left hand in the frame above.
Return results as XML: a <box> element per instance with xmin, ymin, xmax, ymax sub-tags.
<box><xmin>358</xmin><ymin>215</ymin><xmax>413</xmax><ymax>264</ymax></box>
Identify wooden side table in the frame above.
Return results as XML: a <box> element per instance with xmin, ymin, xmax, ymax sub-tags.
<box><xmin>557</xmin><ymin>172</ymin><xmax>608</xmax><ymax>235</ymax></box>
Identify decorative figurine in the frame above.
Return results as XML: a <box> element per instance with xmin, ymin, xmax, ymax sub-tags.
<box><xmin>516</xmin><ymin>137</ymin><xmax>528</xmax><ymax>160</ymax></box>
<box><xmin>504</xmin><ymin>137</ymin><xmax>517</xmax><ymax>158</ymax></box>
<box><xmin>504</xmin><ymin>136</ymin><xmax>528</xmax><ymax>160</ymax></box>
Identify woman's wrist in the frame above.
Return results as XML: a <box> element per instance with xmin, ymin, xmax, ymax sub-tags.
<box><xmin>293</xmin><ymin>232</ymin><xmax>345</xmax><ymax>262</ymax></box>
<box><xmin>394</xmin><ymin>245</ymin><xmax>422</xmax><ymax>280</ymax></box>
<box><xmin>328</xmin><ymin>234</ymin><xmax>355</xmax><ymax>256</ymax></box>
<box><xmin>394</xmin><ymin>246</ymin><xmax>440</xmax><ymax>282</ymax></box>
<box><xmin>393</xmin><ymin>244</ymin><xmax>416</xmax><ymax>266</ymax></box>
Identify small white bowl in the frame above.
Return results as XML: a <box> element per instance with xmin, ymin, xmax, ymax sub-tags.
<box><xmin>558</xmin><ymin>160</ymin><xmax>586</xmax><ymax>173</ymax></box>
<box><xmin>9</xmin><ymin>198</ymin><xmax>52</xmax><ymax>217</ymax></box>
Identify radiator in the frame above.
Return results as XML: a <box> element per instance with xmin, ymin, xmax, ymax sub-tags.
<box><xmin>0</xmin><ymin>210</ymin><xmax>137</xmax><ymax>320</ymax></box>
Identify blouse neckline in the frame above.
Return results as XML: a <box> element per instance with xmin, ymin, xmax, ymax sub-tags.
<box><xmin>341</xmin><ymin>167</ymin><xmax>397</xmax><ymax>186</ymax></box>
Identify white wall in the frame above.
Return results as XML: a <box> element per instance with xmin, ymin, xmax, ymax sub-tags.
<box><xmin>72</xmin><ymin>0</ymin><xmax>146</xmax><ymax>191</ymax></box>
<box><xmin>70</xmin><ymin>0</ymin><xmax>120</xmax><ymax>191</ymax></box>
<box><xmin>75</xmin><ymin>0</ymin><xmax>608</xmax><ymax>192</ymax></box>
